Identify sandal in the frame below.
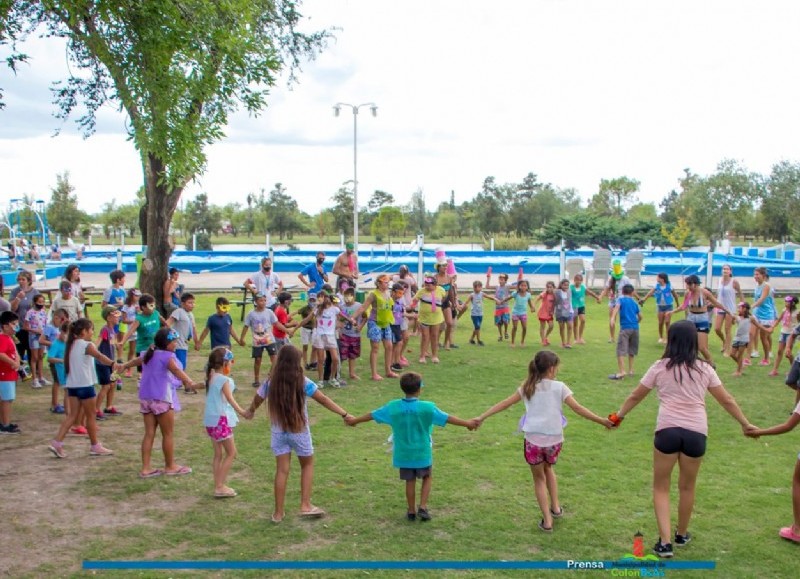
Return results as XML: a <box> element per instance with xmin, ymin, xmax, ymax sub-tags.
<box><xmin>538</xmin><ymin>519</ymin><xmax>553</xmax><ymax>533</ymax></box>
<box><xmin>299</xmin><ymin>506</ymin><xmax>326</xmax><ymax>518</ymax></box>
<box><xmin>550</xmin><ymin>507</ymin><xmax>564</xmax><ymax>518</ymax></box>
<box><xmin>165</xmin><ymin>465</ymin><xmax>193</xmax><ymax>476</ymax></box>
<box><xmin>779</xmin><ymin>525</ymin><xmax>800</xmax><ymax>543</ymax></box>
<box><xmin>139</xmin><ymin>469</ymin><xmax>163</xmax><ymax>479</ymax></box>
<box><xmin>271</xmin><ymin>513</ymin><xmax>284</xmax><ymax>523</ymax></box>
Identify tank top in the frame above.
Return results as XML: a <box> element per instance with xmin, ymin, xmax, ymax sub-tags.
<box><xmin>369</xmin><ymin>290</ymin><xmax>394</xmax><ymax>328</ymax></box>
<box><xmin>716</xmin><ymin>278</ymin><xmax>737</xmax><ymax>313</ymax></box>
<box><xmin>753</xmin><ymin>283</ymin><xmax>776</xmax><ymax>322</ymax></box>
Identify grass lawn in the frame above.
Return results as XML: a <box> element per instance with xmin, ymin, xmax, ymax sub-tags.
<box><xmin>3</xmin><ymin>296</ymin><xmax>798</xmax><ymax>577</ymax></box>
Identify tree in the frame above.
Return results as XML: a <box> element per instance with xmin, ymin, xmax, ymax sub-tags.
<box><xmin>367</xmin><ymin>190</ymin><xmax>395</xmax><ymax>214</ymax></box>
<box><xmin>330</xmin><ymin>184</ymin><xmax>354</xmax><ymax>235</ymax></box>
<box><xmin>597</xmin><ymin>176</ymin><xmax>640</xmax><ymax>216</ymax></box>
<box><xmin>1</xmin><ymin>1</ymin><xmax>328</xmax><ymax>304</ymax></box>
<box><xmin>405</xmin><ymin>188</ymin><xmax>429</xmax><ymax>234</ymax></box>
<box><xmin>626</xmin><ymin>203</ymin><xmax>658</xmax><ymax>222</ymax></box>
<box><xmin>372</xmin><ymin>206</ymin><xmax>406</xmax><ymax>243</ymax></box>
<box><xmin>183</xmin><ymin>194</ymin><xmax>221</xmax><ymax>238</ymax></box>
<box><xmin>760</xmin><ymin>161</ymin><xmax>800</xmax><ymax>242</ymax></box>
<box><xmin>315</xmin><ymin>210</ymin><xmax>335</xmax><ymax>240</ymax></box>
<box><xmin>662</xmin><ymin>217</ymin><xmax>692</xmax><ymax>251</ymax></box>
<box><xmin>433</xmin><ymin>209</ymin><xmax>459</xmax><ymax>240</ymax></box>
<box><xmin>266</xmin><ymin>183</ymin><xmax>301</xmax><ymax>239</ymax></box>
<box><xmin>46</xmin><ymin>172</ymin><xmax>87</xmax><ymax>237</ymax></box>
<box><xmin>473</xmin><ymin>176</ymin><xmax>510</xmax><ymax>235</ymax></box>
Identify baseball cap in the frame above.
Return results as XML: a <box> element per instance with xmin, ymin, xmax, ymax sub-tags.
<box><xmin>101</xmin><ymin>306</ymin><xmax>121</xmax><ymax>321</ymax></box>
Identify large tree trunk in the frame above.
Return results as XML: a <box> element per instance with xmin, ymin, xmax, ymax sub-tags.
<box><xmin>139</xmin><ymin>154</ymin><xmax>183</xmax><ymax>307</ymax></box>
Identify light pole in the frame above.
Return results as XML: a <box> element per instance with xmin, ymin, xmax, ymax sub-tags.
<box><xmin>333</xmin><ymin>102</ymin><xmax>377</xmax><ymax>253</ymax></box>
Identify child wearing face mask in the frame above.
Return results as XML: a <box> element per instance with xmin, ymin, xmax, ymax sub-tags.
<box><xmin>24</xmin><ymin>294</ymin><xmax>49</xmax><ymax>388</ymax></box>
<box><xmin>0</xmin><ymin>311</ymin><xmax>22</xmax><ymax>434</ymax></box>
<box><xmin>121</xmin><ymin>294</ymin><xmax>166</xmax><ymax>380</ymax></box>
<box><xmin>198</xmin><ymin>297</ymin><xmax>245</xmax><ymax>351</ymax></box>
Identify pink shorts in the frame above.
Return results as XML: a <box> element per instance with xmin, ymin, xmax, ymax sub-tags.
<box><xmin>206</xmin><ymin>415</ymin><xmax>233</xmax><ymax>442</ymax></box>
<box><xmin>524</xmin><ymin>439</ymin><xmax>562</xmax><ymax>465</ymax></box>
<box><xmin>512</xmin><ymin>313</ymin><xmax>528</xmax><ymax>323</ymax></box>
<box><xmin>139</xmin><ymin>399</ymin><xmax>173</xmax><ymax>416</ymax></box>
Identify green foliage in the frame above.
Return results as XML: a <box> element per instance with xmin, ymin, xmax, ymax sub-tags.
<box><xmin>46</xmin><ymin>172</ymin><xmax>88</xmax><ymax>237</ymax></box>
<box><xmin>405</xmin><ymin>187</ymin><xmax>429</xmax><ymax>234</ymax></box>
<box><xmin>372</xmin><ymin>206</ymin><xmax>406</xmax><ymax>241</ymax></box>
<box><xmin>185</xmin><ymin>231</ymin><xmax>212</xmax><ymax>250</ymax></box>
<box><xmin>183</xmin><ymin>193</ymin><xmax>221</xmax><ymax>237</ymax></box>
<box><xmin>330</xmin><ymin>184</ymin><xmax>354</xmax><ymax>234</ymax></box>
<box><xmin>266</xmin><ymin>182</ymin><xmax>303</xmax><ymax>239</ymax></box>
<box><xmin>540</xmin><ymin>213</ymin><xmax>667</xmax><ymax>249</ymax></box>
<box><xmin>483</xmin><ymin>232</ymin><xmax>531</xmax><ymax>250</ymax></box>
<box><xmin>661</xmin><ymin>217</ymin><xmax>693</xmax><ymax>251</ymax></box>
<box><xmin>432</xmin><ymin>209</ymin><xmax>459</xmax><ymax>240</ymax></box>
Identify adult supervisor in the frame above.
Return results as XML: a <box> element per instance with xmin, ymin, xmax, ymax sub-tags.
<box><xmin>332</xmin><ymin>243</ymin><xmax>359</xmax><ymax>292</ymax></box>
<box><xmin>297</xmin><ymin>251</ymin><xmax>328</xmax><ymax>293</ymax></box>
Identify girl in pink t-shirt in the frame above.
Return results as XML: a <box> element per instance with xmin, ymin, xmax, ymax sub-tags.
<box><xmin>612</xmin><ymin>320</ymin><xmax>754</xmax><ymax>559</ymax></box>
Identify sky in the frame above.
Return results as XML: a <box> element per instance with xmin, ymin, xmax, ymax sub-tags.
<box><xmin>2</xmin><ymin>0</ymin><xmax>800</xmax><ymax>217</ymax></box>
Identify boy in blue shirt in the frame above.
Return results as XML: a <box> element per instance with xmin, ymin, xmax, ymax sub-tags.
<box><xmin>198</xmin><ymin>297</ymin><xmax>244</xmax><ymax>350</ymax></box>
<box><xmin>347</xmin><ymin>372</ymin><xmax>477</xmax><ymax>521</ymax></box>
<box><xmin>608</xmin><ymin>284</ymin><xmax>642</xmax><ymax>380</ymax></box>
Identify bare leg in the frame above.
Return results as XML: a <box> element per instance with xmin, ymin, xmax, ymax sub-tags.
<box><xmin>370</xmin><ymin>340</ymin><xmax>381</xmax><ymax>380</ymax></box>
<box><xmin>156</xmin><ymin>410</ymin><xmax>177</xmax><ymax>471</ymax></box>
<box><xmin>429</xmin><ymin>325</ymin><xmax>441</xmax><ymax>362</ymax></box>
<box><xmin>653</xmin><ymin>448</ymin><xmax>680</xmax><ymax>544</ymax></box>
<box><xmin>298</xmin><ymin>454</ymin><xmax>316</xmax><ymax>512</ymax></box>
<box><xmin>273</xmin><ymin>453</ymin><xmax>291</xmax><ymax>519</ymax></box>
<box><xmin>141</xmin><ymin>412</ymin><xmax>157</xmax><ymax>474</ymax></box>
<box><xmin>544</xmin><ymin>463</ymin><xmax>560</xmax><ymax>514</ymax></box>
<box><xmin>215</xmin><ymin>438</ymin><xmax>237</xmax><ymax>493</ymax></box>
<box><xmin>531</xmin><ymin>462</ymin><xmax>552</xmax><ymax>529</ymax></box>
<box><xmin>419</xmin><ymin>474</ymin><xmax>432</xmax><ymax>509</ymax></box>
<box><xmin>406</xmin><ymin>479</ymin><xmax>417</xmax><ymax>513</ymax></box>
<box><xmin>675</xmin><ymin>453</ymin><xmax>703</xmax><ymax>536</ymax></box>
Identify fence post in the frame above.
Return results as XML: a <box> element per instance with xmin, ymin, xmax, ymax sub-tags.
<box><xmin>417</xmin><ymin>234</ymin><xmax>424</xmax><ymax>284</ymax></box>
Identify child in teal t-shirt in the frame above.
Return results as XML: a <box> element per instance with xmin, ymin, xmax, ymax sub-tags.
<box><xmin>347</xmin><ymin>372</ymin><xmax>477</xmax><ymax>521</ymax></box>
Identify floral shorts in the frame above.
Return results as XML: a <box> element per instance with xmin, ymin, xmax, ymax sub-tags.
<box><xmin>206</xmin><ymin>415</ymin><xmax>233</xmax><ymax>442</ymax></box>
<box><xmin>524</xmin><ymin>439</ymin><xmax>562</xmax><ymax>466</ymax></box>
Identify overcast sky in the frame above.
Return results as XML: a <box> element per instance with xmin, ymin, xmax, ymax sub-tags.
<box><xmin>1</xmin><ymin>0</ymin><xmax>800</xmax><ymax>216</ymax></box>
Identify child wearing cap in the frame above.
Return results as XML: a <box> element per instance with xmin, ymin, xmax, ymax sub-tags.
<box><xmin>96</xmin><ymin>306</ymin><xmax>123</xmax><ymax>418</ymax></box>
<box><xmin>345</xmin><ymin>372</ymin><xmax>478</xmax><ymax>521</ymax></box>
<box><xmin>51</xmin><ymin>280</ymin><xmax>83</xmax><ymax>322</ymax></box>
<box><xmin>119</xmin><ymin>328</ymin><xmax>202</xmax><ymax>478</ymax></box>
<box><xmin>198</xmin><ymin>297</ymin><xmax>244</xmax><ymax>351</ymax></box>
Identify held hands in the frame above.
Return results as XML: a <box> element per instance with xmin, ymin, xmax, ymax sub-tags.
<box><xmin>466</xmin><ymin>418</ymin><xmax>482</xmax><ymax>431</ymax></box>
<box><xmin>743</xmin><ymin>423</ymin><xmax>760</xmax><ymax>438</ymax></box>
<box><xmin>344</xmin><ymin>414</ymin><xmax>357</xmax><ymax>427</ymax></box>
<box><xmin>243</xmin><ymin>409</ymin><xmax>255</xmax><ymax>420</ymax></box>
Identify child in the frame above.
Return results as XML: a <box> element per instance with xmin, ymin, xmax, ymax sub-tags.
<box><xmin>121</xmin><ymin>289</ymin><xmax>141</xmax><ymax>376</ymax></box>
<box><xmin>346</xmin><ymin>371</ymin><xmax>477</xmax><ymax>521</ymax></box>
<box><xmin>390</xmin><ymin>282</ymin><xmax>408</xmax><ymax>370</ymax></box>
<box><xmin>41</xmin><ymin>308</ymin><xmax>68</xmax><ymax>413</ymax></box>
<box><xmin>24</xmin><ymin>293</ymin><xmax>49</xmax><ymax>388</ymax></box>
<box><xmin>48</xmin><ymin>319</ymin><xmax>117</xmax><ymax>458</ymax></box>
<box><xmin>770</xmin><ymin>296</ymin><xmax>799</xmax><ymax>377</ymax></box>
<box><xmin>554</xmin><ymin>279</ymin><xmax>574</xmax><ymax>348</ymax></box>
<box><xmin>240</xmin><ymin>292</ymin><xmax>293</xmax><ymax>387</ymax></box>
<box><xmin>458</xmin><ymin>279</ymin><xmax>496</xmax><ymax>346</ymax></box>
<box><xmin>297</xmin><ymin>293</ymin><xmax>318</xmax><ymax>370</ymax></box>
<box><xmin>204</xmin><ymin>347</ymin><xmax>248</xmax><ymax>498</ymax></box>
<box><xmin>309</xmin><ymin>291</ymin><xmax>350</xmax><ymax>387</ymax></box>
<box><xmin>533</xmin><ymin>281</ymin><xmax>555</xmax><ymax>347</ymax></box>
<box><xmin>338</xmin><ymin>288</ymin><xmax>364</xmax><ymax>381</ymax></box>
<box><xmin>0</xmin><ymin>311</ymin><xmax>21</xmax><ymax>434</ymax></box>
<box><xmin>475</xmin><ymin>350</ymin><xmax>611</xmax><ymax>532</ymax></box>
<box><xmin>486</xmin><ymin>272</ymin><xmax>511</xmax><ymax>341</ymax></box>
<box><xmin>95</xmin><ymin>306</ymin><xmax>122</xmax><ymax>419</ymax></box>
<box><xmin>569</xmin><ymin>273</ymin><xmax>599</xmax><ymax>345</ymax></box>
<box><xmin>744</xmin><ymin>404</ymin><xmax>800</xmax><ymax>544</ymax></box>
<box><xmin>121</xmin><ymin>293</ymin><xmax>165</xmax><ymax>377</ymax></box>
<box><xmin>51</xmin><ymin>280</ymin><xmax>83</xmax><ymax>322</ymax></box>
<box><xmin>608</xmin><ymin>284</ymin><xmax>642</xmax><ymax>380</ymax></box>
<box><xmin>639</xmin><ymin>273</ymin><xmax>680</xmax><ymax>344</ymax></box>
<box><xmin>120</xmin><ymin>328</ymin><xmax>200</xmax><ymax>477</ymax></box>
<box><xmin>198</xmin><ymin>297</ymin><xmax>244</xmax><ymax>351</ymax></box>
<box><xmin>46</xmin><ymin>319</ymin><xmax>68</xmax><ymax>415</ymax></box>
<box><xmin>273</xmin><ymin>292</ymin><xmax>295</xmax><ymax>350</ymax></box>
<box><xmin>731</xmin><ymin>302</ymin><xmax>768</xmax><ymax>377</ymax></box>
<box><xmin>167</xmin><ymin>292</ymin><xmax>200</xmax><ymax>390</ymax></box>
<box><xmin>246</xmin><ymin>345</ymin><xmax>351</xmax><ymax>522</ymax></box>
<box><xmin>101</xmin><ymin>269</ymin><xmax>127</xmax><ymax>309</ymax></box>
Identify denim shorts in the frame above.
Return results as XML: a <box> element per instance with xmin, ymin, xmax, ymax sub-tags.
<box><xmin>0</xmin><ymin>380</ymin><xmax>16</xmax><ymax>402</ymax></box>
<box><xmin>367</xmin><ymin>321</ymin><xmax>393</xmax><ymax>343</ymax></box>
<box><xmin>471</xmin><ymin>315</ymin><xmax>483</xmax><ymax>330</ymax></box>
<box><xmin>271</xmin><ymin>430</ymin><xmax>314</xmax><ymax>457</ymax></box>
<box><xmin>68</xmin><ymin>386</ymin><xmax>96</xmax><ymax>400</ymax></box>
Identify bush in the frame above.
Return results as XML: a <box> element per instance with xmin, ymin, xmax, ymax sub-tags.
<box><xmin>185</xmin><ymin>232</ymin><xmax>213</xmax><ymax>250</ymax></box>
<box><xmin>483</xmin><ymin>233</ymin><xmax>532</xmax><ymax>250</ymax></box>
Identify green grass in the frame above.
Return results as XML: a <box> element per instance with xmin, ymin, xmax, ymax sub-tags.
<box><xmin>8</xmin><ymin>296</ymin><xmax>800</xmax><ymax>577</ymax></box>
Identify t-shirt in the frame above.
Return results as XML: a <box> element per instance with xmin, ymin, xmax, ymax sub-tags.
<box><xmin>248</xmin><ymin>270</ymin><xmax>282</xmax><ymax>307</ymax></box>
<box><xmin>535</xmin><ymin>292</ymin><xmax>554</xmax><ymax>319</ymax></box>
<box><xmin>66</xmin><ymin>338</ymin><xmax>98</xmax><ymax>388</ymax></box>
<box><xmin>494</xmin><ymin>285</ymin><xmax>511</xmax><ymax>313</ymax></box>
<box><xmin>169</xmin><ymin>308</ymin><xmax>194</xmax><ymax>350</ymax></box>
<box><xmin>135</xmin><ymin>311</ymin><xmax>161</xmax><ymax>353</ymax></box>
<box><xmin>204</xmin><ymin>374</ymin><xmax>239</xmax><ymax>428</ymax></box>
<box><xmin>25</xmin><ymin>308</ymin><xmax>48</xmax><ymax>334</ymax></box>
<box><xmin>245</xmin><ymin>308</ymin><xmax>278</xmax><ymax>347</ymax></box>
<box><xmin>273</xmin><ymin>306</ymin><xmax>289</xmax><ymax>339</ymax></box>
<box><xmin>640</xmin><ymin>358</ymin><xmax>722</xmax><ymax>436</ymax></box>
<box><xmin>257</xmin><ymin>377</ymin><xmax>318</xmax><ymax>433</ymax></box>
<box><xmin>414</xmin><ymin>287</ymin><xmax>446</xmax><ymax>326</ymax></box>
<box><xmin>206</xmin><ymin>313</ymin><xmax>233</xmax><ymax>349</ymax></box>
<box><xmin>371</xmin><ymin>398</ymin><xmax>449</xmax><ymax>469</ymax></box>
<box><xmin>734</xmin><ymin>316</ymin><xmax>751</xmax><ymax>343</ymax></box>
<box><xmin>570</xmin><ymin>284</ymin><xmax>587</xmax><ymax>309</ymax></box>
<box><xmin>102</xmin><ymin>286</ymin><xmax>127</xmax><ymax>308</ymax></box>
<box><xmin>340</xmin><ymin>303</ymin><xmax>362</xmax><ymax>338</ymax></box>
<box><xmin>518</xmin><ymin>379</ymin><xmax>573</xmax><ymax>446</ymax></box>
<box><xmin>122</xmin><ymin>304</ymin><xmax>138</xmax><ymax>324</ymax></box>
<box><xmin>618</xmin><ymin>296</ymin><xmax>640</xmax><ymax>330</ymax></box>
<box><xmin>51</xmin><ymin>296</ymin><xmax>83</xmax><ymax>322</ymax></box>
<box><xmin>297</xmin><ymin>305</ymin><xmax>315</xmax><ymax>330</ymax></box>
<box><xmin>0</xmin><ymin>333</ymin><xmax>19</xmax><ymax>381</ymax></box>
<box><xmin>470</xmin><ymin>292</ymin><xmax>485</xmax><ymax>317</ymax></box>
<box><xmin>300</xmin><ymin>262</ymin><xmax>327</xmax><ymax>291</ymax></box>
<box><xmin>42</xmin><ymin>324</ymin><xmax>59</xmax><ymax>346</ymax></box>
<box><xmin>138</xmin><ymin>350</ymin><xmax>175</xmax><ymax>402</ymax></box>
<box><xmin>316</xmin><ymin>305</ymin><xmax>340</xmax><ymax>336</ymax></box>
<box><xmin>47</xmin><ymin>339</ymin><xmax>66</xmax><ymax>384</ymax></box>
<box><xmin>9</xmin><ymin>286</ymin><xmax>40</xmax><ymax>321</ymax></box>
<box><xmin>554</xmin><ymin>290</ymin><xmax>573</xmax><ymax>319</ymax></box>
<box><xmin>96</xmin><ymin>325</ymin><xmax>117</xmax><ymax>360</ymax></box>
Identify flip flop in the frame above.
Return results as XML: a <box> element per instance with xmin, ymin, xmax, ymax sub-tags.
<box><xmin>165</xmin><ymin>465</ymin><xmax>193</xmax><ymax>476</ymax></box>
<box><xmin>299</xmin><ymin>506</ymin><xmax>325</xmax><ymax>518</ymax></box>
<box><xmin>538</xmin><ymin>519</ymin><xmax>553</xmax><ymax>533</ymax></box>
<box><xmin>271</xmin><ymin>514</ymin><xmax>284</xmax><ymax>523</ymax></box>
<box><xmin>139</xmin><ymin>469</ymin><xmax>163</xmax><ymax>479</ymax></box>
<box><xmin>779</xmin><ymin>526</ymin><xmax>800</xmax><ymax>543</ymax></box>
<box><xmin>214</xmin><ymin>489</ymin><xmax>237</xmax><ymax>498</ymax></box>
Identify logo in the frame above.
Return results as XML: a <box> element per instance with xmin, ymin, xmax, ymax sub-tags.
<box><xmin>612</xmin><ymin>531</ymin><xmax>665</xmax><ymax>576</ymax></box>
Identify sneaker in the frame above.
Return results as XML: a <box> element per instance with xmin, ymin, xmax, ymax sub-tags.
<box><xmin>390</xmin><ymin>364</ymin><xmax>403</xmax><ymax>372</ymax></box>
<box><xmin>337</xmin><ymin>378</ymin><xmax>347</xmax><ymax>387</ymax></box>
<box><xmin>104</xmin><ymin>407</ymin><xmax>123</xmax><ymax>416</ymax></box>
<box><xmin>31</xmin><ymin>379</ymin><xmax>42</xmax><ymax>389</ymax></box>
<box><xmin>48</xmin><ymin>441</ymin><xmax>66</xmax><ymax>458</ymax></box>
<box><xmin>759</xmin><ymin>359</ymin><xmax>771</xmax><ymax>366</ymax></box>
<box><xmin>95</xmin><ymin>411</ymin><xmax>107</xmax><ymax>421</ymax></box>
<box><xmin>406</xmin><ymin>512</ymin><xmax>416</xmax><ymax>521</ymax></box>
<box><xmin>399</xmin><ymin>356</ymin><xmax>410</xmax><ymax>367</ymax></box>
<box><xmin>674</xmin><ymin>531</ymin><xmax>692</xmax><ymax>546</ymax></box>
<box><xmin>417</xmin><ymin>507</ymin><xmax>432</xmax><ymax>522</ymax></box>
<box><xmin>653</xmin><ymin>540</ymin><xmax>673</xmax><ymax>558</ymax></box>
<box><xmin>89</xmin><ymin>444</ymin><xmax>114</xmax><ymax>456</ymax></box>
<box><xmin>743</xmin><ymin>358</ymin><xmax>752</xmax><ymax>366</ymax></box>
<box><xmin>478</xmin><ymin>341</ymin><xmax>485</xmax><ymax>346</ymax></box>
<box><xmin>329</xmin><ymin>379</ymin><xmax>341</xmax><ymax>388</ymax></box>
<box><xmin>0</xmin><ymin>423</ymin><xmax>21</xmax><ymax>435</ymax></box>
<box><xmin>751</xmin><ymin>351</ymin><xmax>760</xmax><ymax>358</ymax></box>
<box><xmin>50</xmin><ymin>405</ymin><xmax>66</xmax><ymax>414</ymax></box>
<box><xmin>39</xmin><ymin>377</ymin><xmax>53</xmax><ymax>386</ymax></box>
<box><xmin>319</xmin><ymin>380</ymin><xmax>328</xmax><ymax>388</ymax></box>
<box><xmin>469</xmin><ymin>338</ymin><xmax>476</xmax><ymax>344</ymax></box>
<box><xmin>70</xmin><ymin>426</ymin><xmax>89</xmax><ymax>436</ymax></box>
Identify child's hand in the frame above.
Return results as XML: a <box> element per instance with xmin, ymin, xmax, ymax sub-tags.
<box><xmin>602</xmin><ymin>418</ymin><xmax>616</xmax><ymax>429</ymax></box>
<box><xmin>243</xmin><ymin>409</ymin><xmax>254</xmax><ymax>420</ymax></box>
<box><xmin>743</xmin><ymin>423</ymin><xmax>760</xmax><ymax>437</ymax></box>
<box><xmin>596</xmin><ymin>297</ymin><xmax>601</xmax><ymax>304</ymax></box>
<box><xmin>344</xmin><ymin>415</ymin><xmax>358</xmax><ymax>427</ymax></box>
<box><xmin>466</xmin><ymin>418</ymin><xmax>481</xmax><ymax>431</ymax></box>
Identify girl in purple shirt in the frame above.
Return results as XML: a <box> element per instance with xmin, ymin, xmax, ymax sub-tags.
<box><xmin>120</xmin><ymin>328</ymin><xmax>200</xmax><ymax>478</ymax></box>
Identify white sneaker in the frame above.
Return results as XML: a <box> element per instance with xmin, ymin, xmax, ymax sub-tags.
<box><xmin>39</xmin><ymin>377</ymin><xmax>53</xmax><ymax>386</ymax></box>
<box><xmin>31</xmin><ymin>379</ymin><xmax>42</xmax><ymax>389</ymax></box>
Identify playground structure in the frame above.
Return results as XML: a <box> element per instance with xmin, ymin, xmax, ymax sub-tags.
<box><xmin>1</xmin><ymin>198</ymin><xmax>50</xmax><ymax>263</ymax></box>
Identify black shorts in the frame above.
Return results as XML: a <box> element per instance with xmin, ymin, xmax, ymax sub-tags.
<box><xmin>390</xmin><ymin>324</ymin><xmax>402</xmax><ymax>344</ymax></box>
<box><xmin>95</xmin><ymin>364</ymin><xmax>112</xmax><ymax>385</ymax></box>
<box><xmin>786</xmin><ymin>360</ymin><xmax>800</xmax><ymax>390</ymax></box>
<box><xmin>399</xmin><ymin>466</ymin><xmax>432</xmax><ymax>480</ymax></box>
<box><xmin>252</xmin><ymin>344</ymin><xmax>278</xmax><ymax>358</ymax></box>
<box><xmin>654</xmin><ymin>427</ymin><xmax>707</xmax><ymax>458</ymax></box>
